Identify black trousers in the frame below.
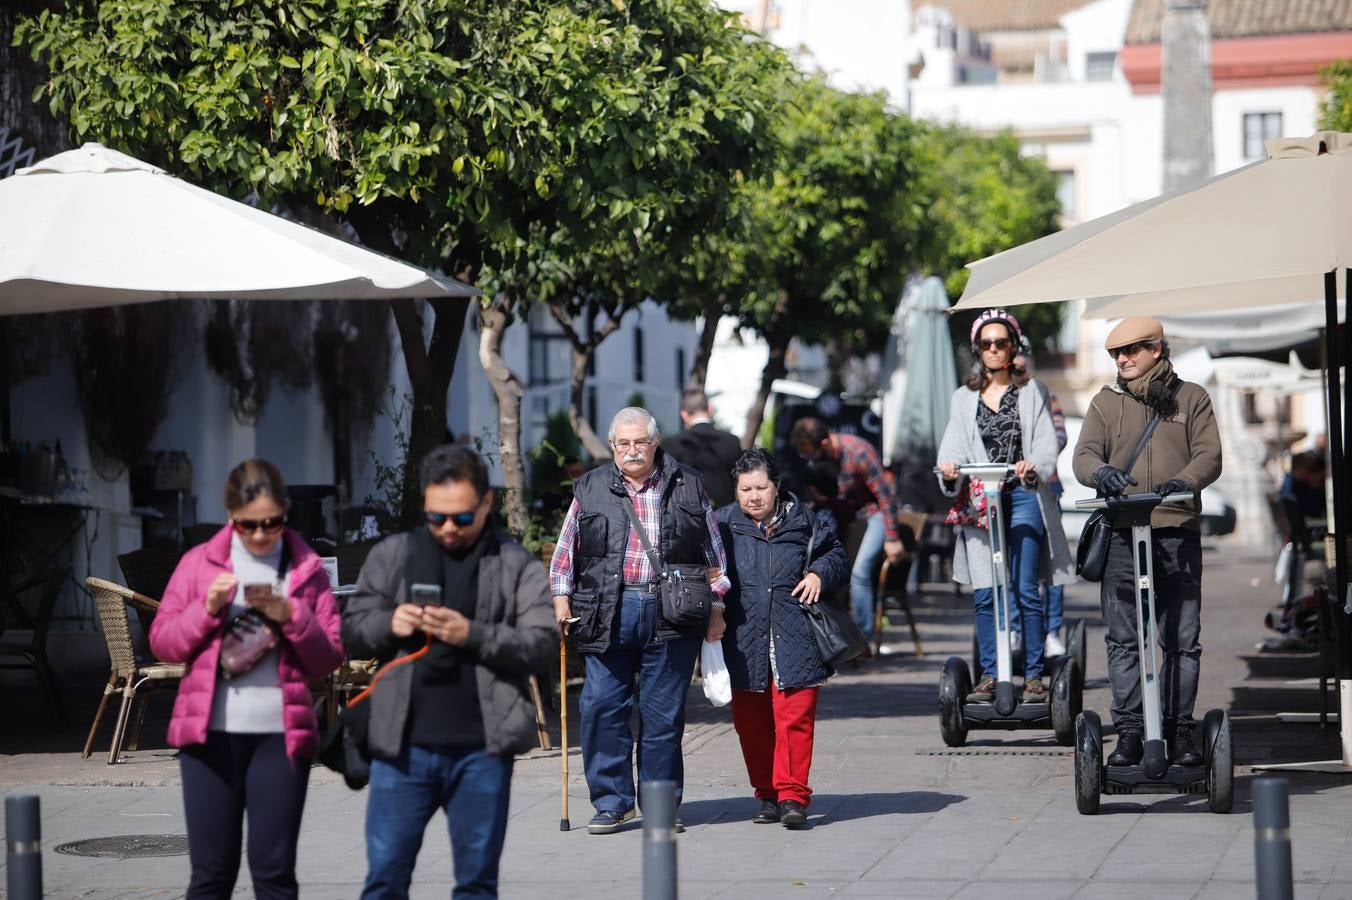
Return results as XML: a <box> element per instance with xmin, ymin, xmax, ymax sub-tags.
<box><xmin>1100</xmin><ymin>526</ymin><xmax>1203</xmax><ymax>733</ymax></box>
<box><xmin>179</xmin><ymin>731</ymin><xmax>310</xmax><ymax>900</ymax></box>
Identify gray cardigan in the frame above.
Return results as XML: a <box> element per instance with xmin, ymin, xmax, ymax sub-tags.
<box><xmin>936</xmin><ymin>381</ymin><xmax>1076</xmax><ymax>588</ymax></box>
<box><xmin>341</xmin><ymin>530</ymin><xmax>556</xmax><ymax>759</ymax></box>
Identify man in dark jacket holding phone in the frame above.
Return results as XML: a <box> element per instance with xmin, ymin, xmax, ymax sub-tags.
<box><xmin>1073</xmin><ymin>316</ymin><xmax>1222</xmax><ymax>770</ymax></box>
<box><xmin>342</xmin><ymin>444</ymin><xmax>555</xmax><ymax>899</ymax></box>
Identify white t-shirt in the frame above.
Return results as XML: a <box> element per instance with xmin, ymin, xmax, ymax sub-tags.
<box><xmin>208</xmin><ymin>534</ymin><xmax>290</xmax><ymax>734</ymax></box>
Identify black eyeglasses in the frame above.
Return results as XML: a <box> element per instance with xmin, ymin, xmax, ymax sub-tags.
<box><xmin>232</xmin><ymin>515</ymin><xmax>286</xmax><ymax>534</ymax></box>
<box><xmin>1108</xmin><ymin>339</ymin><xmax>1159</xmax><ymax>360</ymax></box>
<box><xmin>424</xmin><ymin>510</ymin><xmax>477</xmax><ymax>527</ymax></box>
<box><xmin>978</xmin><ymin>337</ymin><xmax>1012</xmax><ymax>352</ymax></box>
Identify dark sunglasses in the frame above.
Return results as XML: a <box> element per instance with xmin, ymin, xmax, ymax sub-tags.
<box><xmin>1108</xmin><ymin>339</ymin><xmax>1159</xmax><ymax>360</ymax></box>
<box><xmin>232</xmin><ymin>515</ymin><xmax>286</xmax><ymax>534</ymax></box>
<box><xmin>424</xmin><ymin>510</ymin><xmax>477</xmax><ymax>527</ymax></box>
<box><xmin>978</xmin><ymin>337</ymin><xmax>1012</xmax><ymax>352</ymax></box>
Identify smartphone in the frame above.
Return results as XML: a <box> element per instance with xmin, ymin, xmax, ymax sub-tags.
<box><xmin>410</xmin><ymin>583</ymin><xmax>442</xmax><ymax>608</ymax></box>
<box><xmin>243</xmin><ymin>582</ymin><xmax>274</xmax><ymax>604</ymax></box>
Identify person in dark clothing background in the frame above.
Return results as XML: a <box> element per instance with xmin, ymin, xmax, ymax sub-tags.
<box><xmin>1279</xmin><ymin>451</ymin><xmax>1327</xmax><ymax>527</ymax></box>
<box><xmin>662</xmin><ymin>388</ymin><xmax>744</xmax><ymax>508</ymax></box>
<box><xmin>342</xmin><ymin>445</ymin><xmax>554</xmax><ymax>899</ymax></box>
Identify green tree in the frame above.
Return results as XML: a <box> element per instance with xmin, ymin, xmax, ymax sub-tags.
<box><xmin>19</xmin><ymin>0</ymin><xmax>779</xmax><ymax>533</ymax></box>
<box><xmin>1320</xmin><ymin>61</ymin><xmax>1352</xmax><ymax>131</ymax></box>
<box><xmin>914</xmin><ymin>124</ymin><xmax>1062</xmax><ymax>353</ymax></box>
<box><xmin>737</xmin><ymin>76</ymin><xmax>927</xmax><ymax>446</ymax></box>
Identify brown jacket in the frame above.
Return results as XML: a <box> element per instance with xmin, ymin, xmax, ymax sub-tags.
<box><xmin>1072</xmin><ymin>378</ymin><xmax>1222</xmax><ymax>529</ymax></box>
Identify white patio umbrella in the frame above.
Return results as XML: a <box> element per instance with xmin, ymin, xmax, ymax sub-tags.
<box><xmin>953</xmin><ymin>131</ymin><xmax>1352</xmax><ymax>771</ymax></box>
<box><xmin>0</xmin><ymin>143</ymin><xmax>477</xmax><ymax>313</ymax></box>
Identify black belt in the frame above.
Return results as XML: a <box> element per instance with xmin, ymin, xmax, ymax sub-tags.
<box><xmin>622</xmin><ymin>582</ymin><xmax>657</xmax><ymax>593</ymax></box>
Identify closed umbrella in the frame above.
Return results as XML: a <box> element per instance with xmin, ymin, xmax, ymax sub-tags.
<box><xmin>0</xmin><ymin>143</ymin><xmax>477</xmax><ymax>313</ymax></box>
<box><xmin>952</xmin><ymin>132</ymin><xmax>1352</xmax><ymax>772</ymax></box>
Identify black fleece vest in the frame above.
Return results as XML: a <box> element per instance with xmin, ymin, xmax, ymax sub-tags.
<box><xmin>569</xmin><ymin>452</ymin><xmax>710</xmax><ymax>649</ymax></box>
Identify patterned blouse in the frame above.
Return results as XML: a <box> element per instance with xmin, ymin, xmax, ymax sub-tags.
<box><xmin>976</xmin><ymin>385</ymin><xmax>1022</xmax><ymax>467</ymax></box>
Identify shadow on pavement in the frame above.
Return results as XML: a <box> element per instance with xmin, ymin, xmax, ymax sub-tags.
<box><xmin>675</xmin><ymin>790</ymin><xmax>966</xmax><ymax>828</ymax></box>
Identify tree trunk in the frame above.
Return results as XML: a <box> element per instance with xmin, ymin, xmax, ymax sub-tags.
<box><xmin>387</xmin><ymin>296</ymin><xmax>470</xmax><ymax>527</ymax></box>
<box><xmin>547</xmin><ymin>300</ymin><xmax>622</xmax><ymax>462</ymax></box>
<box><xmin>687</xmin><ymin>294</ymin><xmax>722</xmax><ymax>391</ymax></box>
<box><xmin>823</xmin><ymin>335</ymin><xmax>849</xmax><ymax>394</ymax></box>
<box><xmin>479</xmin><ymin>296</ymin><xmax>528</xmax><ymax>536</ymax></box>
<box><xmin>742</xmin><ymin>289</ymin><xmax>792</xmax><ymax>448</ymax></box>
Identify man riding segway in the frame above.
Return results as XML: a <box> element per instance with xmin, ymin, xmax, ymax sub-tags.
<box><xmin>1072</xmin><ymin>316</ymin><xmax>1222</xmax><ymax>769</ymax></box>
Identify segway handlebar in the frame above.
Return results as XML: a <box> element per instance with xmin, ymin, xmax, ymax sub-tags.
<box><xmin>932</xmin><ymin>463</ymin><xmax>1017</xmax><ymax>480</ymax></box>
<box><xmin>1074</xmin><ymin>491</ymin><xmax>1195</xmax><ymax>511</ymax></box>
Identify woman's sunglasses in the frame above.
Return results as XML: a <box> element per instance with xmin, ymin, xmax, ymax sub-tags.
<box><xmin>424</xmin><ymin>510</ymin><xmax>477</xmax><ymax>527</ymax></box>
<box><xmin>978</xmin><ymin>337</ymin><xmax>1012</xmax><ymax>352</ymax></box>
<box><xmin>232</xmin><ymin>515</ymin><xmax>286</xmax><ymax>534</ymax></box>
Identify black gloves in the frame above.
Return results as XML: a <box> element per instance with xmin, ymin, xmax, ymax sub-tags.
<box><xmin>1153</xmin><ymin>479</ymin><xmax>1189</xmax><ymax>497</ymax></box>
<box><xmin>1094</xmin><ymin>465</ymin><xmax>1137</xmax><ymax>496</ymax></box>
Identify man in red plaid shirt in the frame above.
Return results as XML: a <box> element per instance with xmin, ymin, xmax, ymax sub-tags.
<box><xmin>790</xmin><ymin>417</ymin><xmax>903</xmax><ymax>642</ymax></box>
<box><xmin>550</xmin><ymin>407</ymin><xmax>730</xmax><ymax>834</ymax></box>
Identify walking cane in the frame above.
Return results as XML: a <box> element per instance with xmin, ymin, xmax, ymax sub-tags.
<box><xmin>560</xmin><ymin>635</ymin><xmax>571</xmax><ymax>831</ymax></box>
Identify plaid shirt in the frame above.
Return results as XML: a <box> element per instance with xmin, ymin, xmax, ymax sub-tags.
<box><xmin>549</xmin><ymin>466</ymin><xmax>731</xmax><ymax>598</ymax></box>
<box><xmin>834</xmin><ymin>432</ymin><xmax>900</xmax><ymax>541</ymax></box>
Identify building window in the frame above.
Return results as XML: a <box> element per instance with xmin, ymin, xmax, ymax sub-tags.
<box><xmin>1085</xmin><ymin>51</ymin><xmax>1116</xmax><ymax>82</ymax></box>
<box><xmin>1053</xmin><ymin>170</ymin><xmax>1077</xmax><ymax>220</ymax></box>
<box><xmin>529</xmin><ymin>396</ymin><xmax>551</xmax><ymax>448</ymax></box>
<box><xmin>1242</xmin><ymin>391</ymin><xmax>1262</xmax><ymax>425</ymax></box>
<box><xmin>1243</xmin><ymin>112</ymin><xmax>1282</xmax><ymax>160</ymax></box>
<box><xmin>633</xmin><ymin>328</ymin><xmax>645</xmax><ymax>383</ymax></box>
<box><xmin>675</xmin><ymin>348</ymin><xmax>687</xmax><ymax>390</ymax></box>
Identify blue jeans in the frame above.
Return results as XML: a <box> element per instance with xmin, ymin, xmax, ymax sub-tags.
<box><xmin>362</xmin><ymin>744</ymin><xmax>514</xmax><ymax>899</ymax></box>
<box><xmin>973</xmin><ymin>487</ymin><xmax>1046</xmax><ymax>679</ymax></box>
<box><xmin>850</xmin><ymin>512</ymin><xmax>887</xmax><ymax>638</ymax></box>
<box><xmin>1043</xmin><ymin>584</ymin><xmax>1064</xmax><ymax>636</ymax></box>
<box><xmin>580</xmin><ymin>590</ymin><xmax>701</xmax><ymax>816</ymax></box>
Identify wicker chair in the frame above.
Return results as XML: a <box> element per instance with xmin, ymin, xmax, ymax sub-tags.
<box><xmin>85</xmin><ymin>578</ymin><xmax>185</xmax><ymax>764</ymax></box>
<box><xmin>0</xmin><ymin>568</ymin><xmax>70</xmax><ymax>727</ymax></box>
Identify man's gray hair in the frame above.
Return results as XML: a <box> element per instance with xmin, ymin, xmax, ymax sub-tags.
<box><xmin>608</xmin><ymin>407</ymin><xmax>660</xmax><ymax>443</ymax></box>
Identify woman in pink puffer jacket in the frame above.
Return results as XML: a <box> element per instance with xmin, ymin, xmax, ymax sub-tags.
<box><xmin>150</xmin><ymin>459</ymin><xmax>343</xmax><ymax>900</ymax></box>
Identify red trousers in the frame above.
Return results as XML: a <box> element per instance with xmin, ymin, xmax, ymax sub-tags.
<box><xmin>730</xmin><ymin>684</ymin><xmax>820</xmax><ymax>806</ymax></box>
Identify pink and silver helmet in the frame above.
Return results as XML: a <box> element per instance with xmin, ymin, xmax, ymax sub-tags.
<box><xmin>969</xmin><ymin>308</ymin><xmax>1023</xmax><ymax>352</ymax></box>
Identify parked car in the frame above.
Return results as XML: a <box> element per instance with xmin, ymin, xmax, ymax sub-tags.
<box><xmin>1058</xmin><ymin>416</ymin><xmax>1236</xmax><ymax>539</ymax></box>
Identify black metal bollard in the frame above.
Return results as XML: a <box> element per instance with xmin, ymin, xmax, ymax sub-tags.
<box><xmin>6</xmin><ymin>794</ymin><xmax>42</xmax><ymax>900</ymax></box>
<box><xmin>1253</xmin><ymin>777</ymin><xmax>1293</xmax><ymax>900</ymax></box>
<box><xmin>641</xmin><ymin>780</ymin><xmax>677</xmax><ymax>900</ymax></box>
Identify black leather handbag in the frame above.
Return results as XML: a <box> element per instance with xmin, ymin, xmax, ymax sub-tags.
<box><xmin>799</xmin><ymin>515</ymin><xmax>868</xmax><ymax>667</ymax></box>
<box><xmin>621</xmin><ymin>499</ymin><xmax>714</xmax><ymax>629</ymax></box>
<box><xmin>1075</xmin><ymin>404</ymin><xmax>1167</xmax><ymax>582</ymax></box>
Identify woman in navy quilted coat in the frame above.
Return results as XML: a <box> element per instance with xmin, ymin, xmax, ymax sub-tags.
<box><xmin>717</xmin><ymin>448</ymin><xmax>848</xmax><ymax>829</ymax></box>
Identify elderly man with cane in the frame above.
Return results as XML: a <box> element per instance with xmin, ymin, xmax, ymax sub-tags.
<box><xmin>550</xmin><ymin>407</ymin><xmax>731</xmax><ymax>835</ymax></box>
<box><xmin>1073</xmin><ymin>316</ymin><xmax>1221</xmax><ymax>770</ymax></box>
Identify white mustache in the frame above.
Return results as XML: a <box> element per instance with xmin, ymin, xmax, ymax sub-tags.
<box><xmin>622</xmin><ymin>454</ymin><xmax>645</xmax><ymax>463</ymax></box>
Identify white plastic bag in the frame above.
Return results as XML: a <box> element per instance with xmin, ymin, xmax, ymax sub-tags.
<box><xmin>701</xmin><ymin>640</ymin><xmax>732</xmax><ymax>707</ymax></box>
<box><xmin>1274</xmin><ymin>542</ymin><xmax>1293</xmax><ymax>588</ymax></box>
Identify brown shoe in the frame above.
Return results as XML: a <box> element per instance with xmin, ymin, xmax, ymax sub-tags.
<box><xmin>1021</xmin><ymin>678</ymin><xmax>1047</xmax><ymax>703</ymax></box>
<box><xmin>967</xmin><ymin>675</ymin><xmax>996</xmax><ymax>703</ymax></box>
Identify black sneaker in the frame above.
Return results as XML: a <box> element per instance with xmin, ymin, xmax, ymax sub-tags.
<box><xmin>753</xmin><ymin>799</ymin><xmax>780</xmax><ymax>824</ymax></box>
<box><xmin>778</xmin><ymin>799</ymin><xmax>808</xmax><ymax>830</ymax></box>
<box><xmin>587</xmin><ymin>808</ymin><xmax>635</xmax><ymax>835</ymax></box>
<box><xmin>1170</xmin><ymin>727</ymin><xmax>1202</xmax><ymax>767</ymax></box>
<box><xmin>1107</xmin><ymin>731</ymin><xmax>1144</xmax><ymax>766</ymax></box>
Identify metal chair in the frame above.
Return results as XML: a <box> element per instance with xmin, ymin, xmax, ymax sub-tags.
<box><xmin>0</xmin><ymin>568</ymin><xmax>70</xmax><ymax>727</ymax></box>
<box><xmin>84</xmin><ymin>578</ymin><xmax>185</xmax><ymax>764</ymax></box>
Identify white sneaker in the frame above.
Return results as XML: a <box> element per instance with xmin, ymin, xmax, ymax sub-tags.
<box><xmin>1044</xmin><ymin>632</ymin><xmax>1067</xmax><ymax>657</ymax></box>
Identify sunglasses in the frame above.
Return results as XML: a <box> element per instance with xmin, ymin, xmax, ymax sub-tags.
<box><xmin>424</xmin><ymin>510</ymin><xmax>478</xmax><ymax>527</ymax></box>
<box><xmin>232</xmin><ymin>515</ymin><xmax>286</xmax><ymax>534</ymax></box>
<box><xmin>1108</xmin><ymin>339</ymin><xmax>1159</xmax><ymax>360</ymax></box>
<box><xmin>978</xmin><ymin>337</ymin><xmax>1012</xmax><ymax>352</ymax></box>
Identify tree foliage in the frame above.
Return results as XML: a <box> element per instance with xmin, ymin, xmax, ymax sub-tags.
<box><xmin>1320</xmin><ymin>60</ymin><xmax>1352</xmax><ymax>131</ymax></box>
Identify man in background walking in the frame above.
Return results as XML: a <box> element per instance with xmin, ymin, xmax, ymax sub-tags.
<box><xmin>663</xmin><ymin>388</ymin><xmax>743</xmax><ymax>508</ymax></box>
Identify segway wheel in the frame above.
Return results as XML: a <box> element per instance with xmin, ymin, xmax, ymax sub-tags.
<box><xmin>1067</xmin><ymin>619</ymin><xmax>1088</xmax><ymax>688</ymax></box>
<box><xmin>1204</xmin><ymin>709</ymin><xmax>1233</xmax><ymax>814</ymax></box>
<box><xmin>939</xmin><ymin>656</ymin><xmax>971</xmax><ymax>748</ymax></box>
<box><xmin>1074</xmin><ymin>710</ymin><xmax>1103</xmax><ymax>815</ymax></box>
<box><xmin>1050</xmin><ymin>657</ymin><xmax>1081</xmax><ymax>746</ymax></box>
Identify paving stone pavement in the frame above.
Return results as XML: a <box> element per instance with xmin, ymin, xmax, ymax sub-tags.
<box><xmin>4</xmin><ymin>545</ymin><xmax>1352</xmax><ymax>898</ymax></box>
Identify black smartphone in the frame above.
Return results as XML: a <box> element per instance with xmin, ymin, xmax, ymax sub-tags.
<box><xmin>410</xmin><ymin>583</ymin><xmax>442</xmax><ymax>608</ymax></box>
